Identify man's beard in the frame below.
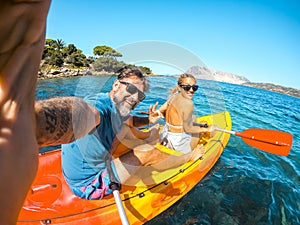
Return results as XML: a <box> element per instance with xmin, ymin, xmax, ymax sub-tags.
<box><xmin>116</xmin><ymin>101</ymin><xmax>131</xmax><ymax>117</ymax></box>
<box><xmin>113</xmin><ymin>92</ymin><xmax>136</xmax><ymax>117</ymax></box>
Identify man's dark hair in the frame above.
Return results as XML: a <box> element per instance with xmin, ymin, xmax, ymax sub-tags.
<box><xmin>117</xmin><ymin>67</ymin><xmax>149</xmax><ymax>92</ymax></box>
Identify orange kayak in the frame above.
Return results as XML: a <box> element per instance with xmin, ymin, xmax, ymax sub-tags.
<box><xmin>17</xmin><ymin>111</ymin><xmax>231</xmax><ymax>225</ymax></box>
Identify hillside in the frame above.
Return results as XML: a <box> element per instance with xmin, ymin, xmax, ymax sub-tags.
<box><xmin>243</xmin><ymin>82</ymin><xmax>300</xmax><ymax>98</ymax></box>
<box><xmin>186</xmin><ymin>66</ymin><xmax>249</xmax><ymax>84</ymax></box>
<box><xmin>185</xmin><ymin>66</ymin><xmax>299</xmax><ymax>98</ymax></box>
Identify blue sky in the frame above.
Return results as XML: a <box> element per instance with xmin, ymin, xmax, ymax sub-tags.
<box><xmin>46</xmin><ymin>0</ymin><xmax>300</xmax><ymax>89</ymax></box>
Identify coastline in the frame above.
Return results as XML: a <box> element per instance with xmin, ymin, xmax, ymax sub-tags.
<box><xmin>242</xmin><ymin>82</ymin><xmax>300</xmax><ymax>98</ymax></box>
<box><xmin>38</xmin><ymin>68</ymin><xmax>300</xmax><ymax>99</ymax></box>
<box><xmin>38</xmin><ymin>67</ymin><xmax>115</xmax><ymax>80</ymax></box>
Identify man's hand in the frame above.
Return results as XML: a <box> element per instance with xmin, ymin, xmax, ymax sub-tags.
<box><xmin>148</xmin><ymin>102</ymin><xmax>162</xmax><ymax>124</ymax></box>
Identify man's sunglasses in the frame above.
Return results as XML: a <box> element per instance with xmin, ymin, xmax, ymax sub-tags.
<box><xmin>119</xmin><ymin>81</ymin><xmax>146</xmax><ymax>101</ymax></box>
<box><xmin>179</xmin><ymin>84</ymin><xmax>199</xmax><ymax>92</ymax></box>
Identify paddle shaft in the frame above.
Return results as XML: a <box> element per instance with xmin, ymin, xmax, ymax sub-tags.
<box><xmin>105</xmin><ymin>157</ymin><xmax>130</xmax><ymax>225</ymax></box>
<box><xmin>112</xmin><ymin>187</ymin><xmax>130</xmax><ymax>225</ymax></box>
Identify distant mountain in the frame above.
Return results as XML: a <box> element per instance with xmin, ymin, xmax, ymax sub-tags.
<box><xmin>186</xmin><ymin>66</ymin><xmax>249</xmax><ymax>84</ymax></box>
<box><xmin>186</xmin><ymin>66</ymin><xmax>299</xmax><ymax>98</ymax></box>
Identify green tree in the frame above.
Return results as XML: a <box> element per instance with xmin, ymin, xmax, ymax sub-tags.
<box><xmin>137</xmin><ymin>66</ymin><xmax>152</xmax><ymax>75</ymax></box>
<box><xmin>47</xmin><ymin>51</ymin><xmax>64</xmax><ymax>67</ymax></box>
<box><xmin>93</xmin><ymin>45</ymin><xmax>122</xmax><ymax>58</ymax></box>
<box><xmin>87</xmin><ymin>56</ymin><xmax>96</xmax><ymax>64</ymax></box>
<box><xmin>42</xmin><ymin>38</ymin><xmax>56</xmax><ymax>59</ymax></box>
<box><xmin>63</xmin><ymin>44</ymin><xmax>88</xmax><ymax>67</ymax></box>
<box><xmin>42</xmin><ymin>38</ymin><xmax>64</xmax><ymax>67</ymax></box>
<box><xmin>109</xmin><ymin>49</ymin><xmax>122</xmax><ymax>58</ymax></box>
<box><xmin>41</xmin><ymin>39</ymin><xmax>152</xmax><ymax>74</ymax></box>
<box><xmin>93</xmin><ymin>57</ymin><xmax>126</xmax><ymax>73</ymax></box>
<box><xmin>67</xmin><ymin>51</ymin><xmax>88</xmax><ymax>67</ymax></box>
<box><xmin>53</xmin><ymin>39</ymin><xmax>65</xmax><ymax>52</ymax></box>
<box><xmin>62</xmin><ymin>44</ymin><xmax>77</xmax><ymax>57</ymax></box>
<box><xmin>42</xmin><ymin>39</ymin><xmax>88</xmax><ymax>68</ymax></box>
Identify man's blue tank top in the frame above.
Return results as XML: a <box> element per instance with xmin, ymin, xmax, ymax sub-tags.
<box><xmin>62</xmin><ymin>93</ymin><xmax>126</xmax><ymax>187</ymax></box>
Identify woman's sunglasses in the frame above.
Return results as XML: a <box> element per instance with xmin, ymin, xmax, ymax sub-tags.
<box><xmin>119</xmin><ymin>81</ymin><xmax>146</xmax><ymax>101</ymax></box>
<box><xmin>179</xmin><ymin>84</ymin><xmax>199</xmax><ymax>92</ymax></box>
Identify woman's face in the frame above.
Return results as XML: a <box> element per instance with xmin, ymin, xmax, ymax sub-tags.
<box><xmin>179</xmin><ymin>77</ymin><xmax>198</xmax><ymax>100</ymax></box>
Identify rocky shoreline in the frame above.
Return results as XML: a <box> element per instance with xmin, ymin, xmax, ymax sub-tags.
<box><xmin>38</xmin><ymin>67</ymin><xmax>117</xmax><ymax>79</ymax></box>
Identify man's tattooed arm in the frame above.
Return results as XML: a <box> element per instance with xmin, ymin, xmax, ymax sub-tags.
<box><xmin>35</xmin><ymin>97</ymin><xmax>100</xmax><ymax>147</ymax></box>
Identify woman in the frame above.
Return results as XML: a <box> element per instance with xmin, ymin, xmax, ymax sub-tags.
<box><xmin>156</xmin><ymin>73</ymin><xmax>214</xmax><ymax>154</ymax></box>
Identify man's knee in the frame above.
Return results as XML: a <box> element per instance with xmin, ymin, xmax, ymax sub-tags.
<box><xmin>133</xmin><ymin>145</ymin><xmax>169</xmax><ymax>166</ymax></box>
<box><xmin>134</xmin><ymin>144</ymin><xmax>154</xmax><ymax>152</ymax></box>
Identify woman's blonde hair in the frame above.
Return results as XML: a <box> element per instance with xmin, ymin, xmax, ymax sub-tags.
<box><xmin>169</xmin><ymin>73</ymin><xmax>196</xmax><ymax>95</ymax></box>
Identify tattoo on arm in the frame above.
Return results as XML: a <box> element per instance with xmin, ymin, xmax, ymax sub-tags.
<box><xmin>35</xmin><ymin>97</ymin><xmax>99</xmax><ymax>147</ymax></box>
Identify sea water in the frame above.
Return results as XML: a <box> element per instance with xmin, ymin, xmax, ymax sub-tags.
<box><xmin>36</xmin><ymin>75</ymin><xmax>300</xmax><ymax>225</ymax></box>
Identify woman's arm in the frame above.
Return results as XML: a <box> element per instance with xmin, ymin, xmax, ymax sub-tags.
<box><xmin>157</xmin><ymin>100</ymin><xmax>168</xmax><ymax>117</ymax></box>
<box><xmin>182</xmin><ymin>102</ymin><xmax>211</xmax><ymax>134</ymax></box>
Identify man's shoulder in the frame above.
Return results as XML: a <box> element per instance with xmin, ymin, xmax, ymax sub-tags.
<box><xmin>84</xmin><ymin>92</ymin><xmax>108</xmax><ymax>100</ymax></box>
<box><xmin>84</xmin><ymin>92</ymin><xmax>110</xmax><ymax>105</ymax></box>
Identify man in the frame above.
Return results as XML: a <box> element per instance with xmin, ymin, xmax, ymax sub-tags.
<box><xmin>60</xmin><ymin>67</ymin><xmax>160</xmax><ymax>199</ymax></box>
<box><xmin>57</xmin><ymin>68</ymin><xmax>203</xmax><ymax>200</ymax></box>
<box><xmin>0</xmin><ymin>0</ymin><xmax>51</xmax><ymax>224</ymax></box>
<box><xmin>35</xmin><ymin>67</ymin><xmax>204</xmax><ymax>200</ymax></box>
